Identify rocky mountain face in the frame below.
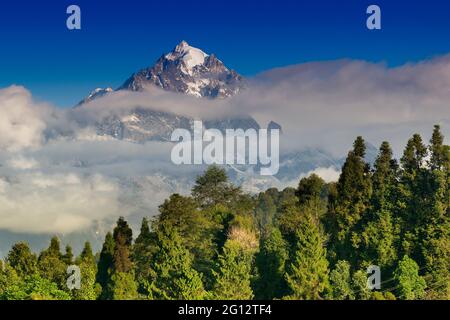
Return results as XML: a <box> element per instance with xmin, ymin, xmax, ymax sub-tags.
<box><xmin>78</xmin><ymin>41</ymin><xmax>258</xmax><ymax>142</ymax></box>
<box><xmin>74</xmin><ymin>41</ymin><xmax>353</xmax><ymax>183</ymax></box>
<box><xmin>119</xmin><ymin>40</ymin><xmax>244</xmax><ymax>98</ymax></box>
<box><xmin>94</xmin><ymin>112</ymin><xmax>261</xmax><ymax>143</ymax></box>
<box><xmin>95</xmin><ymin>109</ymin><xmax>193</xmax><ymax>142</ymax></box>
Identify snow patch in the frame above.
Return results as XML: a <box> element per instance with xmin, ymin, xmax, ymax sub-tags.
<box><xmin>165</xmin><ymin>41</ymin><xmax>209</xmax><ymax>73</ymax></box>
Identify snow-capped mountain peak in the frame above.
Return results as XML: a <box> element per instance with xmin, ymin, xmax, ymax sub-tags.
<box><xmin>76</xmin><ymin>87</ymin><xmax>113</xmax><ymax>106</ymax></box>
<box><xmin>118</xmin><ymin>41</ymin><xmax>244</xmax><ymax>98</ymax></box>
<box><xmin>165</xmin><ymin>40</ymin><xmax>209</xmax><ymax>72</ymax></box>
<box><xmin>76</xmin><ymin>42</ymin><xmax>256</xmax><ymax>142</ymax></box>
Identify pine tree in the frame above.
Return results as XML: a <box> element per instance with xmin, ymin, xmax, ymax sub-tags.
<box><xmin>398</xmin><ymin>129</ymin><xmax>449</xmax><ymax>299</ymax></box>
<box><xmin>112</xmin><ymin>217</ymin><xmax>133</xmax><ymax>273</ymax></box>
<box><xmin>327</xmin><ymin>136</ymin><xmax>372</xmax><ymax>263</ymax></box>
<box><xmin>255</xmin><ymin>227</ymin><xmax>288</xmax><ymax>299</ymax></box>
<box><xmin>421</xmin><ymin>125</ymin><xmax>450</xmax><ymax>299</ymax></box>
<box><xmin>254</xmin><ymin>191</ymin><xmax>277</xmax><ymax>235</ymax></box>
<box><xmin>101</xmin><ymin>218</ymin><xmax>136</xmax><ymax>300</ymax></box>
<box><xmin>149</xmin><ymin>225</ymin><xmax>206</xmax><ymax>300</ymax></box>
<box><xmin>62</xmin><ymin>245</ymin><xmax>74</xmax><ymax>265</ymax></box>
<box><xmin>277</xmin><ymin>203</ymin><xmax>302</xmax><ymax>246</ymax></box>
<box><xmin>96</xmin><ymin>232</ymin><xmax>115</xmax><ymax>299</ymax></box>
<box><xmin>133</xmin><ymin>217</ymin><xmax>157</xmax><ymax>295</ymax></box>
<box><xmin>80</xmin><ymin>242</ymin><xmax>95</xmax><ymax>264</ymax></box>
<box><xmin>157</xmin><ymin>194</ymin><xmax>216</xmax><ymax>271</ymax></box>
<box><xmin>359</xmin><ymin>141</ymin><xmax>399</xmax><ymax>270</ymax></box>
<box><xmin>6</xmin><ymin>242</ymin><xmax>37</xmax><ymax>277</ymax></box>
<box><xmin>371</xmin><ymin>142</ymin><xmax>398</xmax><ymax>212</ymax></box>
<box><xmin>429</xmin><ymin>125</ymin><xmax>446</xmax><ymax>170</ymax></box>
<box><xmin>109</xmin><ymin>271</ymin><xmax>139</xmax><ymax>300</ymax></box>
<box><xmin>284</xmin><ymin>212</ymin><xmax>330</xmax><ymax>300</ymax></box>
<box><xmin>134</xmin><ymin>217</ymin><xmax>151</xmax><ymax>247</ymax></box>
<box><xmin>72</xmin><ymin>242</ymin><xmax>99</xmax><ymax>300</ymax></box>
<box><xmin>210</xmin><ymin>239</ymin><xmax>254</xmax><ymax>300</ymax></box>
<box><xmin>398</xmin><ymin>134</ymin><xmax>428</xmax><ymax>260</ymax></box>
<box><xmin>48</xmin><ymin>237</ymin><xmax>62</xmax><ymax>256</ymax></box>
<box><xmin>37</xmin><ymin>237</ymin><xmax>67</xmax><ymax>289</ymax></box>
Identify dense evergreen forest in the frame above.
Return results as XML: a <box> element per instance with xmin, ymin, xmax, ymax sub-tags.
<box><xmin>0</xmin><ymin>125</ymin><xmax>448</xmax><ymax>300</ymax></box>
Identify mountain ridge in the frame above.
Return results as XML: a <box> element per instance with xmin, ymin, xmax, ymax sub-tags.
<box><xmin>76</xmin><ymin>41</ymin><xmax>261</xmax><ymax>142</ymax></box>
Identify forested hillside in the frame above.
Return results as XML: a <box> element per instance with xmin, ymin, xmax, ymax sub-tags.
<box><xmin>1</xmin><ymin>125</ymin><xmax>448</xmax><ymax>300</ymax></box>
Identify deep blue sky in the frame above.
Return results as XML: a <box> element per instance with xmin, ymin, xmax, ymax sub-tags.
<box><xmin>1</xmin><ymin>0</ymin><xmax>450</xmax><ymax>107</ymax></box>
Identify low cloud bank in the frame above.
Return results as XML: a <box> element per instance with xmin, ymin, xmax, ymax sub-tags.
<box><xmin>1</xmin><ymin>54</ymin><xmax>450</xmax><ymax>234</ymax></box>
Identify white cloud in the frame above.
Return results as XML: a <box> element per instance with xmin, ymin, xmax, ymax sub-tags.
<box><xmin>301</xmin><ymin>166</ymin><xmax>341</xmax><ymax>183</ymax></box>
<box><xmin>0</xmin><ymin>173</ymin><xmax>122</xmax><ymax>234</ymax></box>
<box><xmin>0</xmin><ymin>86</ymin><xmax>49</xmax><ymax>152</ymax></box>
<box><xmin>7</xmin><ymin>156</ymin><xmax>40</xmax><ymax>170</ymax></box>
<box><xmin>1</xmin><ymin>54</ymin><xmax>450</xmax><ymax>235</ymax></box>
<box><xmin>239</xmin><ymin>57</ymin><xmax>450</xmax><ymax>155</ymax></box>
<box><xmin>69</xmin><ymin>56</ymin><xmax>450</xmax><ymax>157</ymax></box>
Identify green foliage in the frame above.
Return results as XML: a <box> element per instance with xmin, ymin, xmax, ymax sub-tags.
<box><xmin>72</xmin><ymin>242</ymin><xmax>99</xmax><ymax>300</ymax></box>
<box><xmin>6</xmin><ymin>242</ymin><xmax>37</xmax><ymax>277</ymax></box>
<box><xmin>393</xmin><ymin>255</ymin><xmax>427</xmax><ymax>300</ymax></box>
<box><xmin>99</xmin><ymin>217</ymin><xmax>138</xmax><ymax>300</ymax></box>
<box><xmin>0</xmin><ymin>264</ymin><xmax>21</xmax><ymax>298</ymax></box>
<box><xmin>62</xmin><ymin>245</ymin><xmax>74</xmax><ymax>265</ymax></box>
<box><xmin>255</xmin><ymin>191</ymin><xmax>277</xmax><ymax>234</ymax></box>
<box><xmin>329</xmin><ymin>260</ymin><xmax>353</xmax><ymax>300</ymax></box>
<box><xmin>1</xmin><ymin>274</ymin><xmax>71</xmax><ymax>300</ymax></box>
<box><xmin>113</xmin><ymin>217</ymin><xmax>133</xmax><ymax>273</ymax></box>
<box><xmin>327</xmin><ymin>137</ymin><xmax>372</xmax><ymax>263</ymax></box>
<box><xmin>371</xmin><ymin>291</ymin><xmax>396</xmax><ymax>300</ymax></box>
<box><xmin>157</xmin><ymin>194</ymin><xmax>217</xmax><ymax>273</ymax></box>
<box><xmin>255</xmin><ymin>227</ymin><xmax>288</xmax><ymax>299</ymax></box>
<box><xmin>79</xmin><ymin>242</ymin><xmax>95</xmax><ymax>264</ymax></box>
<box><xmin>359</xmin><ymin>210</ymin><xmax>398</xmax><ymax>269</ymax></box>
<box><xmin>328</xmin><ymin>263</ymin><xmax>372</xmax><ymax>300</ymax></box>
<box><xmin>361</xmin><ymin>141</ymin><xmax>400</xmax><ymax>271</ymax></box>
<box><xmin>370</xmin><ymin>141</ymin><xmax>398</xmax><ymax>212</ymax></box>
<box><xmin>277</xmin><ymin>204</ymin><xmax>302</xmax><ymax>244</ymax></box>
<box><xmin>37</xmin><ymin>237</ymin><xmax>67</xmax><ymax>289</ymax></box>
<box><xmin>109</xmin><ymin>271</ymin><xmax>139</xmax><ymax>300</ymax></box>
<box><xmin>285</xmin><ymin>212</ymin><xmax>330</xmax><ymax>300</ymax></box>
<box><xmin>210</xmin><ymin>240</ymin><xmax>254</xmax><ymax>300</ymax></box>
<box><xmin>296</xmin><ymin>174</ymin><xmax>326</xmax><ymax>206</ymax></box>
<box><xmin>149</xmin><ymin>225</ymin><xmax>206</xmax><ymax>300</ymax></box>
<box><xmin>351</xmin><ymin>270</ymin><xmax>372</xmax><ymax>300</ymax></box>
<box><xmin>133</xmin><ymin>217</ymin><xmax>157</xmax><ymax>295</ymax></box>
<box><xmin>96</xmin><ymin>232</ymin><xmax>115</xmax><ymax>298</ymax></box>
<box><xmin>192</xmin><ymin>165</ymin><xmax>242</xmax><ymax>209</ymax></box>
<box><xmin>397</xmin><ymin>128</ymin><xmax>450</xmax><ymax>298</ymax></box>
<box><xmin>1</xmin><ymin>126</ymin><xmax>448</xmax><ymax>301</ymax></box>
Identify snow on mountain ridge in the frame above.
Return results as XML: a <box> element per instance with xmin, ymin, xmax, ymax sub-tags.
<box><xmin>76</xmin><ymin>87</ymin><xmax>113</xmax><ymax>106</ymax></box>
<box><xmin>118</xmin><ymin>40</ymin><xmax>244</xmax><ymax>98</ymax></box>
<box><xmin>74</xmin><ymin>41</ymin><xmax>257</xmax><ymax>142</ymax></box>
<box><xmin>165</xmin><ymin>40</ymin><xmax>209</xmax><ymax>73</ymax></box>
